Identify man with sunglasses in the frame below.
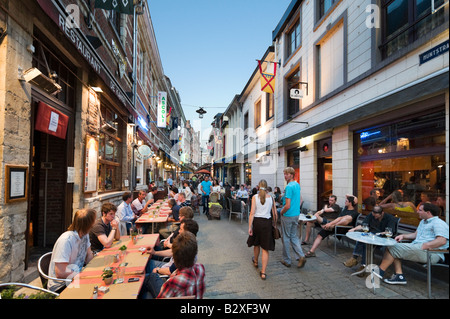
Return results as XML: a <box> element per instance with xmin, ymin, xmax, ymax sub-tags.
<box><xmin>344</xmin><ymin>205</ymin><xmax>397</xmax><ymax>274</ymax></box>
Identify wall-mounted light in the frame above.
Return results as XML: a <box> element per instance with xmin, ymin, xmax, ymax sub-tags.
<box><xmin>91</xmin><ymin>86</ymin><xmax>103</xmax><ymax>93</ymax></box>
<box><xmin>298</xmin><ymin>145</ymin><xmax>308</xmax><ymax>152</ymax></box>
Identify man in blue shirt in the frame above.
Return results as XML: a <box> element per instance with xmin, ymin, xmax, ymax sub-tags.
<box><xmin>200</xmin><ymin>175</ymin><xmax>212</xmax><ymax>218</ymax></box>
<box><xmin>376</xmin><ymin>202</ymin><xmax>449</xmax><ymax>285</ymax></box>
<box><xmin>279</xmin><ymin>167</ymin><xmax>306</xmax><ymax>268</ymax></box>
<box><xmin>117</xmin><ymin>192</ymin><xmax>136</xmax><ymax>235</ymax></box>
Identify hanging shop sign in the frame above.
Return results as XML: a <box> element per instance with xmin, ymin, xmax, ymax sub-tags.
<box><xmin>35</xmin><ymin>102</ymin><xmax>69</xmax><ymax>139</ymax></box>
<box><xmin>157</xmin><ymin>91</ymin><xmax>167</xmax><ymax>128</ymax></box>
<box><xmin>138</xmin><ymin>145</ymin><xmax>152</xmax><ymax>160</ymax></box>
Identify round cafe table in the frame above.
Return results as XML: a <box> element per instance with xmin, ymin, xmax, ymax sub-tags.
<box><xmin>298</xmin><ymin>214</ymin><xmax>317</xmax><ymax>243</ymax></box>
<box><xmin>346</xmin><ymin>231</ymin><xmax>397</xmax><ymax>293</ymax></box>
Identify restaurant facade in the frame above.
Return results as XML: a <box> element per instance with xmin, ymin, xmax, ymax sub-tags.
<box><xmin>211</xmin><ymin>0</ymin><xmax>448</xmax><ymax>233</ymax></box>
<box><xmin>0</xmin><ymin>0</ymin><xmax>190</xmax><ymax>283</ymax></box>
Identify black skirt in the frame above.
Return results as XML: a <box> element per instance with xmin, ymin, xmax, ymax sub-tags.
<box><xmin>247</xmin><ymin>217</ymin><xmax>275</xmax><ymax>251</ymax></box>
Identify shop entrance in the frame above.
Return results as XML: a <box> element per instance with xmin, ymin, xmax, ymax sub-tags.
<box><xmin>317</xmin><ymin>138</ymin><xmax>333</xmax><ymax>210</ymax></box>
<box><xmin>29</xmin><ymin>97</ymin><xmax>74</xmax><ymax>253</ymax></box>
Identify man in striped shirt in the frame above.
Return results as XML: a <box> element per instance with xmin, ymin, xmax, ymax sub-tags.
<box><xmin>376</xmin><ymin>203</ymin><xmax>449</xmax><ymax>285</ymax></box>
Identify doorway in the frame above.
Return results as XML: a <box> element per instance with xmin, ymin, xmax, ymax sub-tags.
<box><xmin>317</xmin><ymin>138</ymin><xmax>332</xmax><ymax>210</ymax></box>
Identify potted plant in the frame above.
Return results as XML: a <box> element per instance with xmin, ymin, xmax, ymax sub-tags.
<box><xmin>102</xmin><ymin>268</ymin><xmax>114</xmax><ymax>285</ymax></box>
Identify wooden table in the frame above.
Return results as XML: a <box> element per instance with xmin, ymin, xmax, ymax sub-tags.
<box><xmin>135</xmin><ymin>200</ymin><xmax>170</xmax><ymax>233</ymax></box>
<box><xmin>58</xmin><ymin>234</ymin><xmax>159</xmax><ymax>299</ymax></box>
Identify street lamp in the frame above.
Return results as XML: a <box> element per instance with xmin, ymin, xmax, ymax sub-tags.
<box><xmin>196</xmin><ymin>107</ymin><xmax>207</xmax><ymax>119</ymax></box>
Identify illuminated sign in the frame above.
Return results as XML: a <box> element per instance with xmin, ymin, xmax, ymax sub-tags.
<box><xmin>157</xmin><ymin>92</ymin><xmax>167</xmax><ymax>128</ymax></box>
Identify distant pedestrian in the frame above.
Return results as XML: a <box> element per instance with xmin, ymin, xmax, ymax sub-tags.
<box><xmin>279</xmin><ymin>167</ymin><xmax>306</xmax><ymax>269</ymax></box>
<box><xmin>247</xmin><ymin>180</ymin><xmax>277</xmax><ymax>280</ymax></box>
<box><xmin>200</xmin><ymin>175</ymin><xmax>212</xmax><ymax>218</ymax></box>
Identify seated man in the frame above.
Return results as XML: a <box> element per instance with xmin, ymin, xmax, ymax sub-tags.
<box><xmin>132</xmin><ymin>190</ymin><xmax>153</xmax><ymax>216</ymax></box>
<box><xmin>376</xmin><ymin>203</ymin><xmax>449</xmax><ymax>285</ymax></box>
<box><xmin>363</xmin><ymin>189</ymin><xmax>381</xmax><ymax>211</ymax></box>
<box><xmin>305</xmin><ymin>195</ymin><xmax>359</xmax><ymax>258</ymax></box>
<box><xmin>159</xmin><ymin>198</ymin><xmax>181</xmax><ymax>239</ymax></box>
<box><xmin>89</xmin><ymin>202</ymin><xmax>121</xmax><ymax>253</ymax></box>
<box><xmin>48</xmin><ymin>209</ymin><xmax>96</xmax><ymax>292</ymax></box>
<box><xmin>117</xmin><ymin>192</ymin><xmax>137</xmax><ymax>235</ymax></box>
<box><xmin>344</xmin><ymin>205</ymin><xmax>397</xmax><ymax>273</ymax></box>
<box><xmin>157</xmin><ymin>231</ymin><xmax>205</xmax><ymax>299</ymax></box>
<box><xmin>303</xmin><ymin>195</ymin><xmax>340</xmax><ymax>245</ymax></box>
<box><xmin>139</xmin><ymin>219</ymin><xmax>200</xmax><ymax>299</ymax></box>
<box><xmin>145</xmin><ymin>186</ymin><xmax>158</xmax><ymax>204</ymax></box>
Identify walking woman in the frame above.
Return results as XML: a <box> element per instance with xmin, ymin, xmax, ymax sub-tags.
<box><xmin>247</xmin><ymin>180</ymin><xmax>277</xmax><ymax>280</ymax></box>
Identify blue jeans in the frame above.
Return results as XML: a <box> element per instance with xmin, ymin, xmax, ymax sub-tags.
<box><xmin>281</xmin><ymin>215</ymin><xmax>305</xmax><ymax>264</ymax></box>
<box><xmin>353</xmin><ymin>241</ymin><xmax>366</xmax><ymax>262</ymax></box>
<box><xmin>202</xmin><ymin>195</ymin><xmax>210</xmax><ymax>215</ymax></box>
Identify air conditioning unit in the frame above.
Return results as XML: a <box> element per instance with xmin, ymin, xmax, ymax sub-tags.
<box><xmin>20</xmin><ymin>67</ymin><xmax>62</xmax><ymax>95</ymax></box>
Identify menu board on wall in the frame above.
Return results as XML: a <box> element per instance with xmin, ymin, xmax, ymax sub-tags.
<box><xmin>84</xmin><ymin>135</ymin><xmax>98</xmax><ymax>193</ymax></box>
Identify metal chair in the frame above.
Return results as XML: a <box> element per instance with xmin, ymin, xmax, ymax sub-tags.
<box><xmin>37</xmin><ymin>252</ymin><xmax>72</xmax><ymax>292</ymax></box>
<box><xmin>425</xmin><ymin>249</ymin><xmax>449</xmax><ymax>299</ymax></box>
<box><xmin>228</xmin><ymin>198</ymin><xmax>243</xmax><ymax>224</ymax></box>
<box><xmin>0</xmin><ymin>283</ymin><xmax>59</xmax><ymax>298</ymax></box>
<box><xmin>331</xmin><ymin>213</ymin><xmax>362</xmax><ymax>254</ymax></box>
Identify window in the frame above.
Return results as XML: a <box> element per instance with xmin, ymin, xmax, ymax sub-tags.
<box><xmin>355</xmin><ymin>110</ymin><xmax>446</xmax><ymax>227</ymax></box>
<box><xmin>254</xmin><ymin>100</ymin><xmax>261</xmax><ymax>128</ymax></box>
<box><xmin>98</xmin><ymin>104</ymin><xmax>122</xmax><ymax>192</ymax></box>
<box><xmin>317</xmin><ymin>22</ymin><xmax>344</xmax><ymax>98</ymax></box>
<box><xmin>266</xmin><ymin>93</ymin><xmax>274</xmax><ymax>121</ymax></box>
<box><xmin>286</xmin><ymin>20</ymin><xmax>301</xmax><ymax>58</ymax></box>
<box><xmin>286</xmin><ymin>67</ymin><xmax>301</xmax><ymax>118</ymax></box>
<box><xmin>318</xmin><ymin>0</ymin><xmax>338</xmax><ymax>20</ymax></box>
<box><xmin>381</xmin><ymin>0</ymin><xmax>446</xmax><ymax>58</ymax></box>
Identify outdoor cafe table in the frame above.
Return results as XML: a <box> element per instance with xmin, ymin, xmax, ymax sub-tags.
<box><xmin>298</xmin><ymin>213</ymin><xmax>317</xmax><ymax>242</ymax></box>
<box><xmin>135</xmin><ymin>199</ymin><xmax>170</xmax><ymax>233</ymax></box>
<box><xmin>58</xmin><ymin>234</ymin><xmax>159</xmax><ymax>299</ymax></box>
<box><xmin>346</xmin><ymin>231</ymin><xmax>397</xmax><ymax>293</ymax></box>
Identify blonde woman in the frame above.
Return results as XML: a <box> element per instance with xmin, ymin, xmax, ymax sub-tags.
<box><xmin>247</xmin><ymin>180</ymin><xmax>277</xmax><ymax>280</ymax></box>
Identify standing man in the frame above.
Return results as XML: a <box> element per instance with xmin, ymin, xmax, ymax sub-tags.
<box><xmin>117</xmin><ymin>192</ymin><xmax>137</xmax><ymax>235</ymax></box>
<box><xmin>89</xmin><ymin>202</ymin><xmax>121</xmax><ymax>253</ymax></box>
<box><xmin>279</xmin><ymin>167</ymin><xmax>306</xmax><ymax>268</ymax></box>
<box><xmin>167</xmin><ymin>174</ymin><xmax>174</xmax><ymax>187</ymax></box>
<box><xmin>200</xmin><ymin>175</ymin><xmax>213</xmax><ymax>218</ymax></box>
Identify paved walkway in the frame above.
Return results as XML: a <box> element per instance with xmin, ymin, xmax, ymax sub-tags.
<box><xmin>195</xmin><ymin>210</ymin><xmax>448</xmax><ymax>299</ymax></box>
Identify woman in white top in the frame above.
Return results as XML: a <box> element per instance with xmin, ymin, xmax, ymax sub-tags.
<box><xmin>247</xmin><ymin>180</ymin><xmax>277</xmax><ymax>280</ymax></box>
<box><xmin>183</xmin><ymin>181</ymin><xmax>193</xmax><ymax>205</ymax></box>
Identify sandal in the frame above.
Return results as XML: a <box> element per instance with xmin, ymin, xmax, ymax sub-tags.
<box><xmin>301</xmin><ymin>241</ymin><xmax>309</xmax><ymax>245</ymax></box>
<box><xmin>252</xmin><ymin>256</ymin><xmax>258</xmax><ymax>268</ymax></box>
<box><xmin>305</xmin><ymin>251</ymin><xmax>316</xmax><ymax>258</ymax></box>
<box><xmin>260</xmin><ymin>272</ymin><xmax>266</xmax><ymax>280</ymax></box>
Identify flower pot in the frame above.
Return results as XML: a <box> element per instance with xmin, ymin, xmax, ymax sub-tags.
<box><xmin>103</xmin><ymin>276</ymin><xmax>113</xmax><ymax>285</ymax></box>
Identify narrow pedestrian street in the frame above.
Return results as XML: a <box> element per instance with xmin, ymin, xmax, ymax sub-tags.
<box><xmin>194</xmin><ymin>209</ymin><xmax>448</xmax><ymax>300</ymax></box>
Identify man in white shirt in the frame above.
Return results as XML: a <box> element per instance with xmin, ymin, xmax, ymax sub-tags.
<box><xmin>133</xmin><ymin>190</ymin><xmax>153</xmax><ymax>216</ymax></box>
<box><xmin>117</xmin><ymin>192</ymin><xmax>136</xmax><ymax>234</ymax></box>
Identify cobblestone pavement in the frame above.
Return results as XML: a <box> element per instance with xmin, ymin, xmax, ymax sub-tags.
<box><xmin>195</xmin><ymin>210</ymin><xmax>448</xmax><ymax>300</ymax></box>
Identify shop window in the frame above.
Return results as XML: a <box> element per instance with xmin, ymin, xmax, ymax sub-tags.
<box><xmin>98</xmin><ymin>104</ymin><xmax>122</xmax><ymax>192</ymax></box>
<box><xmin>380</xmin><ymin>0</ymin><xmax>446</xmax><ymax>59</ymax></box>
<box><xmin>355</xmin><ymin>111</ymin><xmax>446</xmax><ymax>227</ymax></box>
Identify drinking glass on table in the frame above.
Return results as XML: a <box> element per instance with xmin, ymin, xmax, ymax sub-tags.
<box><xmin>138</xmin><ymin>227</ymin><xmax>143</xmax><ymax>239</ymax></box>
<box><xmin>385</xmin><ymin>227</ymin><xmax>393</xmax><ymax>239</ymax></box>
<box><xmin>362</xmin><ymin>223</ymin><xmax>369</xmax><ymax>233</ymax></box>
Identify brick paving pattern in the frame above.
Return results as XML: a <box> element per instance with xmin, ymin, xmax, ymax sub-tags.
<box><xmin>195</xmin><ymin>210</ymin><xmax>448</xmax><ymax>299</ymax></box>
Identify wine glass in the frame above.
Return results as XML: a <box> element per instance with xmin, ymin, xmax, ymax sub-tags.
<box><xmin>362</xmin><ymin>223</ymin><xmax>369</xmax><ymax>233</ymax></box>
<box><xmin>385</xmin><ymin>227</ymin><xmax>393</xmax><ymax>239</ymax></box>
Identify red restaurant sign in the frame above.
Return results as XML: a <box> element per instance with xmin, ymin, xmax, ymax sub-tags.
<box><xmin>35</xmin><ymin>102</ymin><xmax>69</xmax><ymax>139</ymax></box>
